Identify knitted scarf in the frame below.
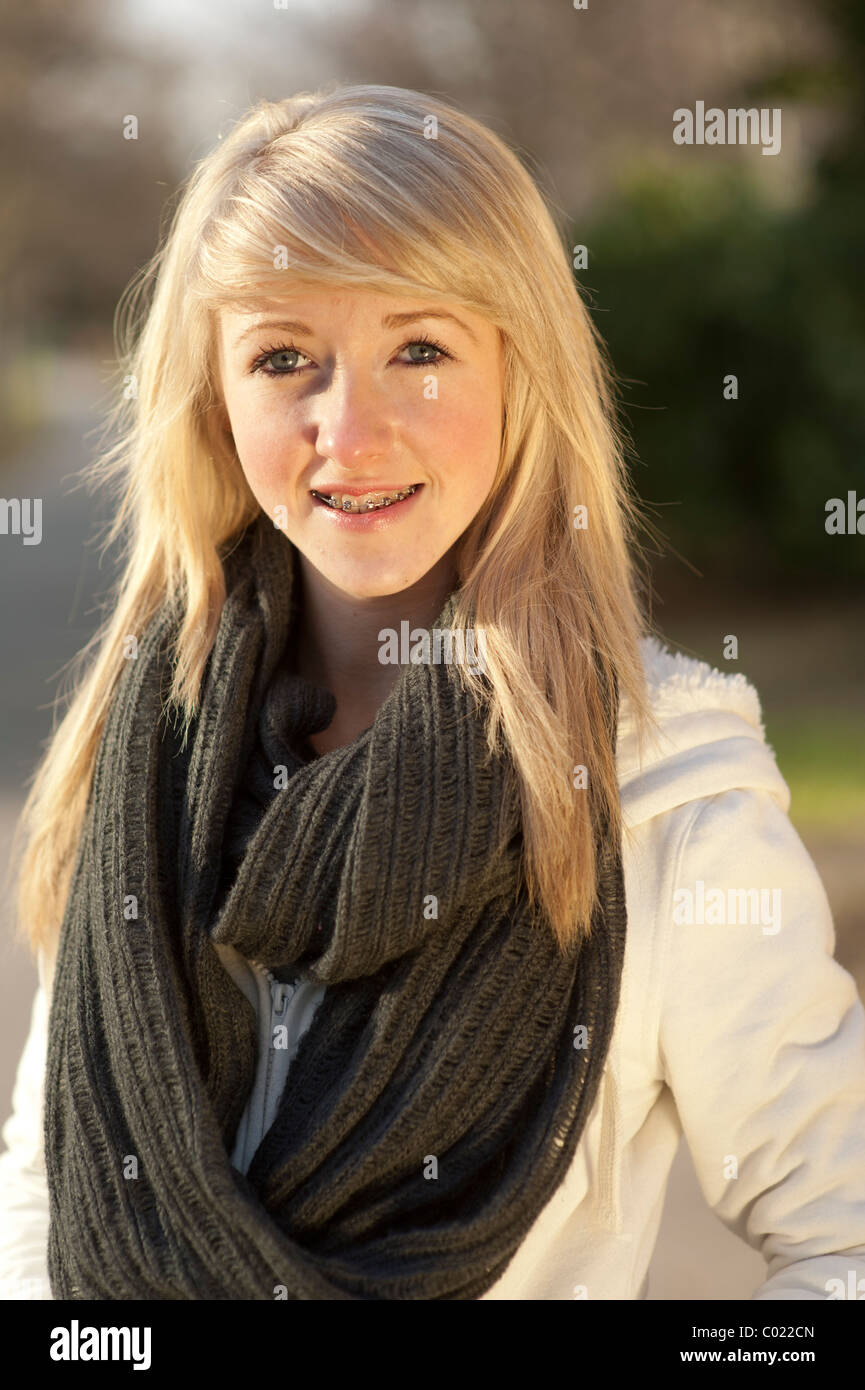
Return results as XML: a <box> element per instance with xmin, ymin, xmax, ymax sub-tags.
<box><xmin>44</xmin><ymin>510</ymin><xmax>627</xmax><ymax>1300</ymax></box>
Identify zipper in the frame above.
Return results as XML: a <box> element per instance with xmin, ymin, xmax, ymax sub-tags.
<box><xmin>270</xmin><ymin>977</ymin><xmax>293</xmax><ymax>1020</ymax></box>
<box><xmin>251</xmin><ymin>960</ymin><xmax>295</xmax><ymax>1146</ymax></box>
<box><xmin>251</xmin><ymin>959</ymin><xmax>294</xmax><ymax>1012</ymax></box>
<box><xmin>265</xmin><ymin>975</ymin><xmax>293</xmax><ymax>1124</ymax></box>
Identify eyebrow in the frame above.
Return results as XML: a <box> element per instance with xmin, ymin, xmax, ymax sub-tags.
<box><xmin>230</xmin><ymin>308</ymin><xmax>479</xmax><ymax>352</ymax></box>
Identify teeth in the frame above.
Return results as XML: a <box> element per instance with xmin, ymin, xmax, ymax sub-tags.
<box><xmin>312</xmin><ymin>485</ymin><xmax>418</xmax><ymax>513</ymax></box>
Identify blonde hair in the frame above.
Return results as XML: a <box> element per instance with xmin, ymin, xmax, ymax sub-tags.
<box><xmin>9</xmin><ymin>82</ymin><xmax>660</xmax><ymax>976</ymax></box>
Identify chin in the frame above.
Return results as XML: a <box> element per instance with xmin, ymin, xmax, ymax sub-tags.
<box><xmin>325</xmin><ymin>563</ymin><xmax>433</xmax><ymax>601</ymax></box>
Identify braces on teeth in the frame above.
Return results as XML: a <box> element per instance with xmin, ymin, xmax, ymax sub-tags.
<box><xmin>312</xmin><ymin>485</ymin><xmax>419</xmax><ymax>513</ymax></box>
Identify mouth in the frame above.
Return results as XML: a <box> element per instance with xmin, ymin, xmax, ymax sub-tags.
<box><xmin>310</xmin><ymin>484</ymin><xmax>421</xmax><ymax>515</ymax></box>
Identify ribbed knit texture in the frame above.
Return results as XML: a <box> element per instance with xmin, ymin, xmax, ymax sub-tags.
<box><xmin>44</xmin><ymin>510</ymin><xmax>627</xmax><ymax>1300</ymax></box>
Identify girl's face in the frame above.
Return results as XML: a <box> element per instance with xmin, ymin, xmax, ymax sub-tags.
<box><xmin>216</xmin><ymin>286</ymin><xmax>505</xmax><ymax>598</ymax></box>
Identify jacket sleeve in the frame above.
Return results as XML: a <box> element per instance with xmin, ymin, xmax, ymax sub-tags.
<box><xmin>658</xmin><ymin>785</ymin><xmax>865</xmax><ymax>1300</ymax></box>
<box><xmin>0</xmin><ymin>955</ymin><xmax>53</xmax><ymax>1300</ymax></box>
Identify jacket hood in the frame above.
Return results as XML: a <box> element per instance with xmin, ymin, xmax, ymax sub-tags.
<box><xmin>617</xmin><ymin>635</ymin><xmax>790</xmax><ymax>829</ymax></box>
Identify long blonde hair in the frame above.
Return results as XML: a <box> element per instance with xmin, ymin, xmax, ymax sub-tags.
<box><xmin>10</xmin><ymin>82</ymin><xmax>659</xmax><ymax>975</ymax></box>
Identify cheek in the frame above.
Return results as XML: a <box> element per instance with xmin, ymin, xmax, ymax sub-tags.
<box><xmin>431</xmin><ymin>384</ymin><xmax>502</xmax><ymax>494</ymax></box>
<box><xmin>229</xmin><ymin>404</ymin><xmax>301</xmax><ymax>490</ymax></box>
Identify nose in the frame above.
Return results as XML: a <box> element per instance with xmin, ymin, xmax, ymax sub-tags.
<box><xmin>312</xmin><ymin>368</ymin><xmax>396</xmax><ymax>472</ymax></box>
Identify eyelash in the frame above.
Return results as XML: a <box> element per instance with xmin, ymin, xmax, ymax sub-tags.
<box><xmin>248</xmin><ymin>333</ymin><xmax>454</xmax><ymax>377</ymax></box>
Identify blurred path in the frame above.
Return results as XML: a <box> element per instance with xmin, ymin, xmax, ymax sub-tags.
<box><xmin>0</xmin><ymin>352</ymin><xmax>120</xmax><ymax>1161</ymax></box>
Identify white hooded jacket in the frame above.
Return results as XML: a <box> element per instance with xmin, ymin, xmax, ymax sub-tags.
<box><xmin>2</xmin><ymin>636</ymin><xmax>864</xmax><ymax>1300</ymax></box>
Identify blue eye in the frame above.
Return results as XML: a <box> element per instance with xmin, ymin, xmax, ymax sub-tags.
<box><xmin>400</xmin><ymin>337</ymin><xmax>451</xmax><ymax>367</ymax></box>
<box><xmin>250</xmin><ymin>345</ymin><xmax>308</xmax><ymax>376</ymax></box>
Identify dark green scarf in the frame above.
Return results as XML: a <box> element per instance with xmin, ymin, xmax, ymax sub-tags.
<box><xmin>44</xmin><ymin>510</ymin><xmax>627</xmax><ymax>1300</ymax></box>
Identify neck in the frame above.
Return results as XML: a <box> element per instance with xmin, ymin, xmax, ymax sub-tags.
<box><xmin>292</xmin><ymin>549</ymin><xmax>459</xmax><ymax>750</ymax></box>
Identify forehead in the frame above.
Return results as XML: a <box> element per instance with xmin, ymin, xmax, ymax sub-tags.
<box><xmin>218</xmin><ymin>286</ymin><xmax>497</xmax><ymax>352</ymax></box>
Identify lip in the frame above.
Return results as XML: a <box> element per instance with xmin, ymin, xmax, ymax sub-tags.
<box><xmin>311</xmin><ymin>483</ymin><xmax>418</xmax><ymax>496</ymax></box>
<box><xmin>310</xmin><ymin>483</ymin><xmax>424</xmax><ymax>528</ymax></box>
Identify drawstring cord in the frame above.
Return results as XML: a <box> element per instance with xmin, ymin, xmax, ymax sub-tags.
<box><xmin>597</xmin><ymin>1060</ymin><xmax>624</xmax><ymax>1233</ymax></box>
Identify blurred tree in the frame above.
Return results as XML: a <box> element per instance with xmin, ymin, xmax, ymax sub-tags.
<box><xmin>0</xmin><ymin>0</ymin><xmax>183</xmax><ymax>344</ymax></box>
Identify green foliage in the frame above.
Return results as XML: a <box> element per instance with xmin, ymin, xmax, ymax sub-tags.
<box><xmin>576</xmin><ymin>141</ymin><xmax>865</xmax><ymax>589</ymax></box>
<box><xmin>764</xmin><ymin>711</ymin><xmax>865</xmax><ymax>827</ymax></box>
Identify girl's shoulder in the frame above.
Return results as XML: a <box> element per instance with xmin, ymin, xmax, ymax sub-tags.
<box><xmin>617</xmin><ymin>634</ymin><xmax>789</xmax><ymax>833</ymax></box>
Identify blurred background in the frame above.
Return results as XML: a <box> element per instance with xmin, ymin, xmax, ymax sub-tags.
<box><xmin>0</xmin><ymin>0</ymin><xmax>863</xmax><ymax>1299</ymax></box>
